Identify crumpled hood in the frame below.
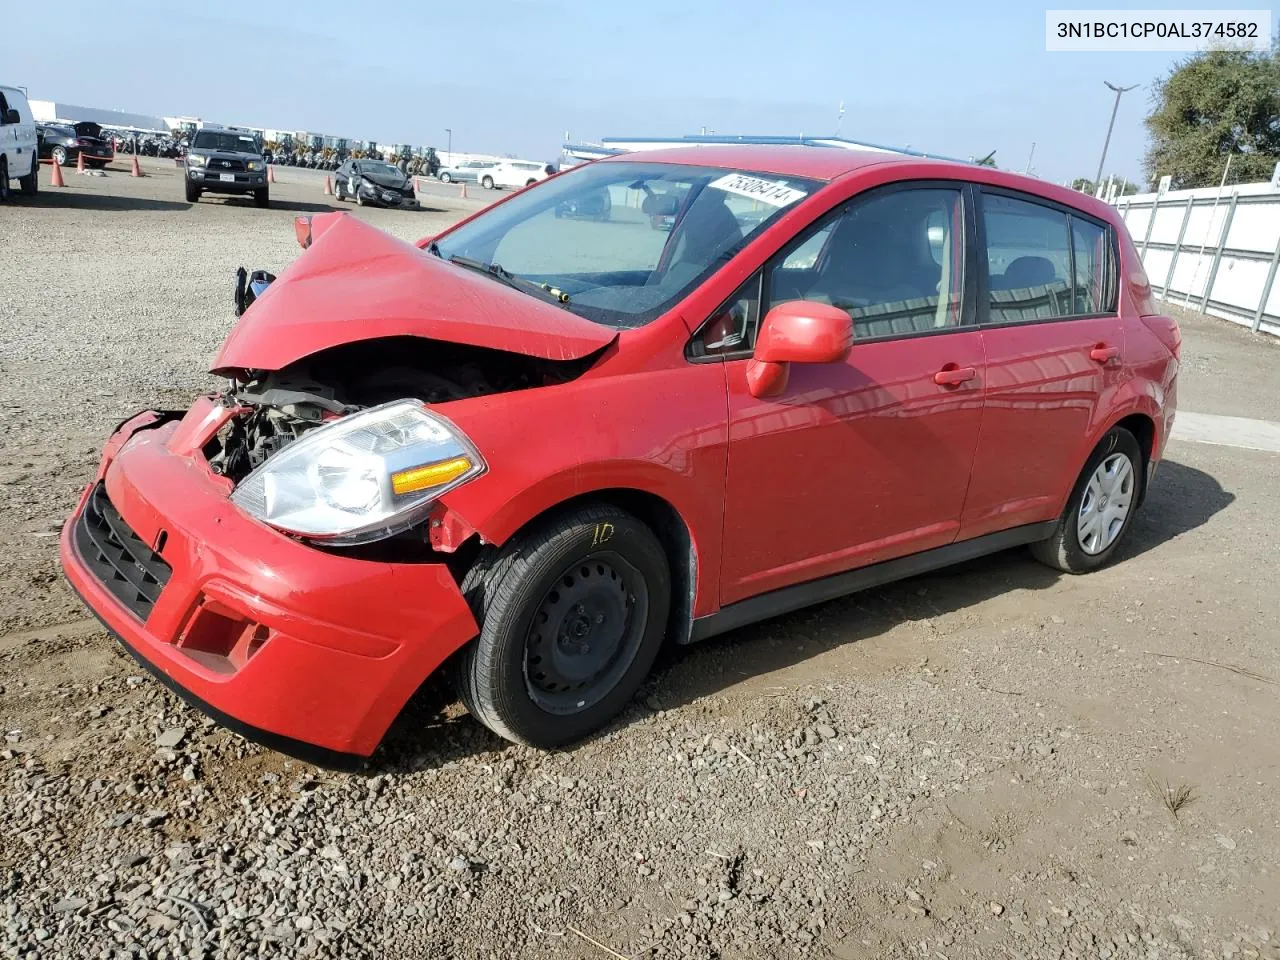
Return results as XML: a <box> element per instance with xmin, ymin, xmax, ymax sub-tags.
<box><xmin>361</xmin><ymin>169</ymin><xmax>409</xmax><ymax>189</ymax></box>
<box><xmin>212</xmin><ymin>213</ymin><xmax>618</xmax><ymax>374</ymax></box>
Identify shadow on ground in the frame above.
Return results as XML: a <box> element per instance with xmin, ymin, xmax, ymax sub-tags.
<box><xmin>203</xmin><ymin>196</ymin><xmax>341</xmax><ymax>214</ymax></box>
<box><xmin>651</xmin><ymin>458</ymin><xmax>1234</xmax><ymax>713</ymax></box>
<box><xmin>367</xmin><ymin>458</ymin><xmax>1233</xmax><ymax>774</ymax></box>
<box><xmin>8</xmin><ymin>192</ymin><xmax>191</xmax><ymax>212</ymax></box>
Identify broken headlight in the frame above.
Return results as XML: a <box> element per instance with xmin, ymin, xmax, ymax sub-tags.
<box><xmin>230</xmin><ymin>400</ymin><xmax>485</xmax><ymax>545</ymax></box>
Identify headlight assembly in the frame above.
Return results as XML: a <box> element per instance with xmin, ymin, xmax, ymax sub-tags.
<box><xmin>230</xmin><ymin>400</ymin><xmax>486</xmax><ymax>545</ymax></box>
<box><xmin>247</xmin><ymin>160</ymin><xmax>263</xmax><ymax>171</ymax></box>
<box><xmin>187</xmin><ymin>154</ymin><xmax>206</xmax><ymax>167</ymax></box>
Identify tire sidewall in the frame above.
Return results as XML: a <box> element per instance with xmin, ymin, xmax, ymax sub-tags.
<box><xmin>1059</xmin><ymin>428</ymin><xmax>1144</xmax><ymax>570</ymax></box>
<box><xmin>0</xmin><ymin>159</ymin><xmax>9</xmax><ymax>201</ymax></box>
<box><xmin>481</xmin><ymin>515</ymin><xmax>670</xmax><ymax>747</ymax></box>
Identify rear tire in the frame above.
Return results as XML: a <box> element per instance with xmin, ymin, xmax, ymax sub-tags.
<box><xmin>481</xmin><ymin>175</ymin><xmax>494</xmax><ymax>190</ymax></box>
<box><xmin>185</xmin><ymin>180</ymin><xmax>201</xmax><ymax>203</ymax></box>
<box><xmin>0</xmin><ymin>159</ymin><xmax>10</xmax><ymax>202</ymax></box>
<box><xmin>254</xmin><ymin>188</ymin><xmax>269</xmax><ymax>208</ymax></box>
<box><xmin>1030</xmin><ymin>427</ymin><xmax>1143</xmax><ymax>574</ymax></box>
<box><xmin>454</xmin><ymin>505</ymin><xmax>671</xmax><ymax>748</ymax></box>
<box><xmin>19</xmin><ymin>156</ymin><xmax>38</xmax><ymax>196</ymax></box>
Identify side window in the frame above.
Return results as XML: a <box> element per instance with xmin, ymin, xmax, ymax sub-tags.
<box><xmin>767</xmin><ymin>187</ymin><xmax>965</xmax><ymax>340</ymax></box>
<box><xmin>982</xmin><ymin>193</ymin><xmax>1073</xmax><ymax>323</ymax></box>
<box><xmin>0</xmin><ymin>93</ymin><xmax>9</xmax><ymax>124</ymax></box>
<box><xmin>689</xmin><ymin>274</ymin><xmax>760</xmax><ymax>359</ymax></box>
<box><xmin>1070</xmin><ymin>217</ymin><xmax>1112</xmax><ymax>314</ymax></box>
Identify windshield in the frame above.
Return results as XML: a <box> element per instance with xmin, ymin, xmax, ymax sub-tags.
<box><xmin>192</xmin><ymin>131</ymin><xmax>261</xmax><ymax>154</ymax></box>
<box><xmin>432</xmin><ymin>161</ymin><xmax>820</xmax><ymax>328</ymax></box>
<box><xmin>362</xmin><ymin>161</ymin><xmax>403</xmax><ymax>177</ymax></box>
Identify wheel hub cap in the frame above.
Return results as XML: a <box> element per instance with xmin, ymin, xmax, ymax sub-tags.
<box><xmin>1077</xmin><ymin>452</ymin><xmax>1134</xmax><ymax>555</ymax></box>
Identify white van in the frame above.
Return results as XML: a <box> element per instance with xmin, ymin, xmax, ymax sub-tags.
<box><xmin>0</xmin><ymin>85</ymin><xmax>40</xmax><ymax>199</ymax></box>
<box><xmin>483</xmin><ymin>159</ymin><xmax>556</xmax><ymax>190</ymax></box>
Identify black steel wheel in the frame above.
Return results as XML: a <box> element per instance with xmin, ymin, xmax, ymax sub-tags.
<box><xmin>524</xmin><ymin>553</ymin><xmax>649</xmax><ymax>714</ymax></box>
<box><xmin>455</xmin><ymin>504</ymin><xmax>670</xmax><ymax>747</ymax></box>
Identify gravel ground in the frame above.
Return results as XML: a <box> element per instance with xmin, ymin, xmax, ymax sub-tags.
<box><xmin>2</xmin><ymin>158</ymin><xmax>1278</xmax><ymax>960</ymax></box>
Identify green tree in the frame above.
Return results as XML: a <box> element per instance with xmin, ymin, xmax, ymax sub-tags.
<box><xmin>1145</xmin><ymin>45</ymin><xmax>1280</xmax><ymax>189</ymax></box>
<box><xmin>1070</xmin><ymin>176</ymin><xmax>1144</xmax><ymax>196</ymax></box>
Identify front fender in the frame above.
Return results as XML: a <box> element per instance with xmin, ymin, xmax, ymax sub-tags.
<box><xmin>437</xmin><ymin>364</ymin><xmax>729</xmax><ymax>617</ymax></box>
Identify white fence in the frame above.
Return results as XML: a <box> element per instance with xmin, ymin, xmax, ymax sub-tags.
<box><xmin>1115</xmin><ymin>181</ymin><xmax>1280</xmax><ymax>338</ymax></box>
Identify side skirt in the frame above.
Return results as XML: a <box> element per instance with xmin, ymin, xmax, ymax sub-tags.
<box><xmin>689</xmin><ymin>521</ymin><xmax>1058</xmax><ymax>643</ymax></box>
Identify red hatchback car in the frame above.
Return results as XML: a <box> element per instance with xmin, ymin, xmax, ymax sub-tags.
<box><xmin>61</xmin><ymin>146</ymin><xmax>1179</xmax><ymax>765</ymax></box>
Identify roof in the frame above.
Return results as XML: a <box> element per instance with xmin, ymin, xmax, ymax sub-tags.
<box><xmin>597</xmin><ymin>144</ymin><xmax>959</xmax><ymax>181</ymax></box>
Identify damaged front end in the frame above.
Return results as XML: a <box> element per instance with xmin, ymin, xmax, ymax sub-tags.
<box><xmin>202</xmin><ymin>335</ymin><xmax>597</xmax><ymax>550</ymax></box>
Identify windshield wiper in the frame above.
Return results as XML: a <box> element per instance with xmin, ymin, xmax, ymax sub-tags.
<box><xmin>447</xmin><ymin>255</ymin><xmax>571</xmax><ymax>306</ymax></box>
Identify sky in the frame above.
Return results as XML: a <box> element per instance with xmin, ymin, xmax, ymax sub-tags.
<box><xmin>7</xmin><ymin>0</ymin><xmax>1272</xmax><ymax>185</ymax></box>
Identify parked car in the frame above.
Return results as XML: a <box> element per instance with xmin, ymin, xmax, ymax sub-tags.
<box><xmin>482</xmin><ymin>159</ymin><xmax>557</xmax><ymax>190</ymax></box>
<box><xmin>37</xmin><ymin>121</ymin><xmax>115</xmax><ymax>167</ymax></box>
<box><xmin>183</xmin><ymin>128</ymin><xmax>269</xmax><ymax>207</ymax></box>
<box><xmin>0</xmin><ymin>84</ymin><xmax>39</xmax><ymax>199</ymax></box>
<box><xmin>333</xmin><ymin>158</ymin><xmax>419</xmax><ymax>208</ymax></box>
<box><xmin>60</xmin><ymin>146</ymin><xmax>1179</xmax><ymax>765</ymax></box>
<box><xmin>437</xmin><ymin>159</ymin><xmax>497</xmax><ymax>184</ymax></box>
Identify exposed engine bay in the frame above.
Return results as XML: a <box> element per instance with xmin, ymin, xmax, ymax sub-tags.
<box><xmin>206</xmin><ymin>335</ymin><xmax>597</xmax><ymax>483</ymax></box>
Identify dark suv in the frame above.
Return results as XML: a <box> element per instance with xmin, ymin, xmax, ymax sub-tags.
<box><xmin>184</xmin><ymin>128</ymin><xmax>269</xmax><ymax>207</ymax></box>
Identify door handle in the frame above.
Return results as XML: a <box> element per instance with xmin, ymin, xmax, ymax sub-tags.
<box><xmin>934</xmin><ymin>364</ymin><xmax>977</xmax><ymax>387</ymax></box>
<box><xmin>1089</xmin><ymin>344</ymin><xmax>1120</xmax><ymax>364</ymax></box>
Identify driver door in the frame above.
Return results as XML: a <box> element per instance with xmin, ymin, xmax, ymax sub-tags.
<box><xmin>714</xmin><ymin>183</ymin><xmax>987</xmax><ymax>604</ymax></box>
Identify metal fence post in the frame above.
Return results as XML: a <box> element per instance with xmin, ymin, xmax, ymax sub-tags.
<box><xmin>1141</xmin><ymin>195</ymin><xmax>1160</xmax><ymax>256</ymax></box>
<box><xmin>1162</xmin><ymin>197</ymin><xmax>1195</xmax><ymax>297</ymax></box>
<box><xmin>1199</xmin><ymin>191</ymin><xmax>1239</xmax><ymax>314</ymax></box>
<box><xmin>1253</xmin><ymin>228</ymin><xmax>1280</xmax><ymax>334</ymax></box>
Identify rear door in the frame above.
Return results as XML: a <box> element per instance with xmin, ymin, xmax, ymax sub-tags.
<box><xmin>960</xmin><ymin>188</ymin><xmax>1125</xmax><ymax>539</ymax></box>
<box><xmin>715</xmin><ymin>182</ymin><xmax>987</xmax><ymax>603</ymax></box>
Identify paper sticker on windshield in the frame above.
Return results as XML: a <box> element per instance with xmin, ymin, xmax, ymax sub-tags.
<box><xmin>708</xmin><ymin>173</ymin><xmax>807</xmax><ymax>208</ymax></box>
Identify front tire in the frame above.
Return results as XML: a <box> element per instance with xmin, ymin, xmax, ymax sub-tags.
<box><xmin>185</xmin><ymin>180</ymin><xmax>201</xmax><ymax>203</ymax></box>
<box><xmin>52</xmin><ymin>146</ymin><xmax>68</xmax><ymax>167</ymax></box>
<box><xmin>1031</xmin><ymin>427</ymin><xmax>1143</xmax><ymax>574</ymax></box>
<box><xmin>254</xmin><ymin>188</ymin><xmax>269</xmax><ymax>208</ymax></box>
<box><xmin>440</xmin><ymin>171</ymin><xmax>452</xmax><ymax>183</ymax></box>
<box><xmin>0</xmin><ymin>159</ymin><xmax>9</xmax><ymax>202</ymax></box>
<box><xmin>19</xmin><ymin>156</ymin><xmax>39</xmax><ymax>196</ymax></box>
<box><xmin>455</xmin><ymin>505</ymin><xmax>671</xmax><ymax>748</ymax></box>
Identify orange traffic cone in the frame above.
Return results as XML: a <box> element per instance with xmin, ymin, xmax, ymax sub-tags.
<box><xmin>76</xmin><ymin>151</ymin><xmax>86</xmax><ymax>174</ymax></box>
<box><xmin>130</xmin><ymin>155</ymin><xmax>143</xmax><ymax>177</ymax></box>
<box><xmin>323</xmin><ymin>175</ymin><xmax>333</xmax><ymax>195</ymax></box>
<box><xmin>459</xmin><ymin>182</ymin><xmax>468</xmax><ymax>199</ymax></box>
<box><xmin>268</xmin><ymin>166</ymin><xmax>276</xmax><ymax>184</ymax></box>
<box><xmin>50</xmin><ymin>160</ymin><xmax>66</xmax><ymax>188</ymax></box>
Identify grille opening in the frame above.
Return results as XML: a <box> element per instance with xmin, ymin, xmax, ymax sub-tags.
<box><xmin>74</xmin><ymin>483</ymin><xmax>171</xmax><ymax>621</ymax></box>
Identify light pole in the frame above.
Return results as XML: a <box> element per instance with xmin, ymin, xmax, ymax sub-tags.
<box><xmin>445</xmin><ymin>128</ymin><xmax>452</xmax><ymax>162</ymax></box>
<box><xmin>1094</xmin><ymin>81</ymin><xmax>1138</xmax><ymax>186</ymax></box>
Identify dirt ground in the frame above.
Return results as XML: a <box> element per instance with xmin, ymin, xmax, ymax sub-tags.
<box><xmin>1</xmin><ymin>158</ymin><xmax>1278</xmax><ymax>960</ymax></box>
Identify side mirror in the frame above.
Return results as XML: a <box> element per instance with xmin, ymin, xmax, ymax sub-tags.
<box><xmin>4</xmin><ymin>109</ymin><xmax>20</xmax><ymax>124</ymax></box>
<box><xmin>746</xmin><ymin>300</ymin><xmax>853</xmax><ymax>398</ymax></box>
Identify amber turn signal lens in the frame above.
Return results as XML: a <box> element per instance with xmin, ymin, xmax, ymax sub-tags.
<box><xmin>390</xmin><ymin>456</ymin><xmax>473</xmax><ymax>496</ymax></box>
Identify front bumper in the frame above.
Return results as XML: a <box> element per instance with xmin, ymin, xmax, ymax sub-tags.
<box><xmin>358</xmin><ymin>185</ymin><xmax>419</xmax><ymax>208</ymax></box>
<box><xmin>59</xmin><ymin>401</ymin><xmax>479</xmax><ymax>763</ymax></box>
<box><xmin>188</xmin><ymin>167</ymin><xmax>268</xmax><ymax>193</ymax></box>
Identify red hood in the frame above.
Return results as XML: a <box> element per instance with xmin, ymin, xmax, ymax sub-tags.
<box><xmin>211</xmin><ymin>213</ymin><xmax>617</xmax><ymax>374</ymax></box>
